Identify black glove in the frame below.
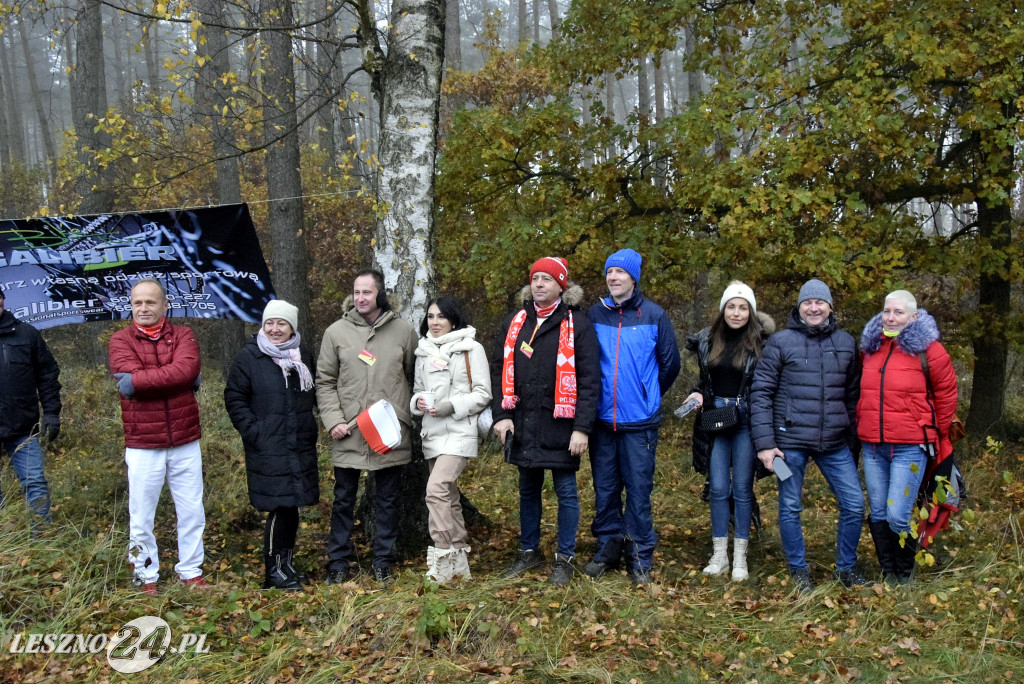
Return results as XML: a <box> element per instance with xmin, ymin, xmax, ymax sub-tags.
<box><xmin>42</xmin><ymin>414</ymin><xmax>60</xmax><ymax>442</ymax></box>
<box><xmin>114</xmin><ymin>372</ymin><xmax>135</xmax><ymax>398</ymax></box>
<box><xmin>193</xmin><ymin>372</ymin><xmax>202</xmax><ymax>392</ymax></box>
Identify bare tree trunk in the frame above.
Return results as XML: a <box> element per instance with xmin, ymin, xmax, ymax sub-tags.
<box><xmin>654</xmin><ymin>55</ymin><xmax>666</xmax><ymax>123</ymax></box>
<box><xmin>637</xmin><ymin>56</ymin><xmax>651</xmax><ymax>123</ymax></box>
<box><xmin>107</xmin><ymin>5</ymin><xmax>128</xmax><ymax>105</ymax></box>
<box><xmin>445</xmin><ymin>0</ymin><xmax>462</xmax><ymax>72</ymax></box>
<box><xmin>196</xmin><ymin>0</ymin><xmax>247</xmax><ymax>375</ymax></box>
<box><xmin>18</xmin><ymin>19</ymin><xmax>58</xmax><ymax>185</ymax></box>
<box><xmin>0</xmin><ymin>35</ymin><xmax>26</xmax><ymax>164</ymax></box>
<box><xmin>517</xmin><ymin>0</ymin><xmax>527</xmax><ymax>46</ymax></box>
<box><xmin>684</xmin><ymin>24</ymin><xmax>701</xmax><ymax>103</ymax></box>
<box><xmin>260</xmin><ymin>0</ymin><xmax>312</xmax><ymax>331</ymax></box>
<box><xmin>71</xmin><ymin>0</ymin><xmax>114</xmax><ymax>214</ymax></box>
<box><xmin>547</xmin><ymin>0</ymin><xmax>560</xmax><ymax>40</ymax></box>
<box><xmin>68</xmin><ymin>0</ymin><xmax>115</xmax><ymax>366</ymax></box>
<box><xmin>967</xmin><ymin>177</ymin><xmax>1013</xmax><ymax>436</ymax></box>
<box><xmin>143</xmin><ymin>19</ymin><xmax>161</xmax><ymax>96</ymax></box>
<box><xmin>0</xmin><ymin>41</ymin><xmax>11</xmax><ymax>171</ymax></box>
<box><xmin>315</xmin><ymin>0</ymin><xmax>339</xmax><ymax>175</ymax></box>
<box><xmin>532</xmin><ymin>0</ymin><xmax>540</xmax><ymax>44</ymax></box>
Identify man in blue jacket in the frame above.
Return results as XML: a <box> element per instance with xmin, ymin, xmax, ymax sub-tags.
<box><xmin>750</xmin><ymin>279</ymin><xmax>866</xmax><ymax>591</ymax></box>
<box><xmin>0</xmin><ymin>290</ymin><xmax>61</xmax><ymax>533</ymax></box>
<box><xmin>585</xmin><ymin>249</ymin><xmax>680</xmax><ymax>585</ymax></box>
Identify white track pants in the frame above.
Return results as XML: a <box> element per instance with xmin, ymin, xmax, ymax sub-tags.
<box><xmin>125</xmin><ymin>441</ymin><xmax>206</xmax><ymax>582</ymax></box>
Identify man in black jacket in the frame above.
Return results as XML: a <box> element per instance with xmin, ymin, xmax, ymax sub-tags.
<box><xmin>0</xmin><ymin>290</ymin><xmax>61</xmax><ymax>531</ymax></box>
<box><xmin>490</xmin><ymin>257</ymin><xmax>601</xmax><ymax>586</ymax></box>
<box><xmin>750</xmin><ymin>279</ymin><xmax>865</xmax><ymax>591</ymax></box>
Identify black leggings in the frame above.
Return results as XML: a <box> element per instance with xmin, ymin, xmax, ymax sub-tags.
<box><xmin>264</xmin><ymin>507</ymin><xmax>299</xmax><ymax>557</ymax></box>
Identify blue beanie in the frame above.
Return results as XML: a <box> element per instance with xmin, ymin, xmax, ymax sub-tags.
<box><xmin>605</xmin><ymin>248</ymin><xmax>642</xmax><ymax>284</ymax></box>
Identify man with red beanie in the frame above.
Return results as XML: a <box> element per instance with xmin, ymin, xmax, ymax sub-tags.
<box><xmin>490</xmin><ymin>257</ymin><xmax>601</xmax><ymax>586</ymax></box>
<box><xmin>109</xmin><ymin>278</ymin><xmax>207</xmax><ymax>595</ymax></box>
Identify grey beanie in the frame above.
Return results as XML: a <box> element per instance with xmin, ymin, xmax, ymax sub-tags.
<box><xmin>797</xmin><ymin>279</ymin><xmax>833</xmax><ymax>307</ymax></box>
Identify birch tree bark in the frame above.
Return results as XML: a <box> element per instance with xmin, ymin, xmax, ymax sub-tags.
<box><xmin>372</xmin><ymin>0</ymin><xmax>445</xmax><ymax>321</ymax></box>
<box><xmin>356</xmin><ymin>0</ymin><xmax>446</xmax><ymax>560</ymax></box>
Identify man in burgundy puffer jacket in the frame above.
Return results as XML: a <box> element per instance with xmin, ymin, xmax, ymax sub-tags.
<box><xmin>109</xmin><ymin>278</ymin><xmax>207</xmax><ymax>595</ymax></box>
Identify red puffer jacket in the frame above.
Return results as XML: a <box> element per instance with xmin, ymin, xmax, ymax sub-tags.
<box><xmin>109</xmin><ymin>322</ymin><xmax>202</xmax><ymax>448</ymax></box>
<box><xmin>857</xmin><ymin>310</ymin><xmax>957</xmax><ymax>459</ymax></box>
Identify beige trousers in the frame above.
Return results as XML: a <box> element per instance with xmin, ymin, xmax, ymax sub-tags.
<box><xmin>426</xmin><ymin>455</ymin><xmax>469</xmax><ymax>548</ymax></box>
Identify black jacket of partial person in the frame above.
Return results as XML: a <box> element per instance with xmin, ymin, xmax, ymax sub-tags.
<box><xmin>0</xmin><ymin>309</ymin><xmax>61</xmax><ymax>441</ymax></box>
<box><xmin>750</xmin><ymin>308</ymin><xmax>860</xmax><ymax>455</ymax></box>
<box><xmin>489</xmin><ymin>285</ymin><xmax>601</xmax><ymax>471</ymax></box>
<box><xmin>224</xmin><ymin>335</ymin><xmax>320</xmax><ymax>510</ymax></box>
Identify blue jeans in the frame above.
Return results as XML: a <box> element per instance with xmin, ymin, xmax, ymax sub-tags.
<box><xmin>862</xmin><ymin>443</ymin><xmax>927</xmax><ymax>535</ymax></box>
<box><xmin>776</xmin><ymin>446</ymin><xmax>864</xmax><ymax>572</ymax></box>
<box><xmin>589</xmin><ymin>427</ymin><xmax>659</xmax><ymax>571</ymax></box>
<box><xmin>1</xmin><ymin>435</ymin><xmax>51</xmax><ymax>522</ymax></box>
<box><xmin>708</xmin><ymin>398</ymin><xmax>755</xmax><ymax>540</ymax></box>
<box><xmin>518</xmin><ymin>466</ymin><xmax>578</xmax><ymax>558</ymax></box>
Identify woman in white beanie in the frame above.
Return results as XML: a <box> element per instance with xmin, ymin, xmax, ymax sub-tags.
<box><xmin>224</xmin><ymin>299</ymin><xmax>318</xmax><ymax>591</ymax></box>
<box><xmin>683</xmin><ymin>281</ymin><xmax>774</xmax><ymax>581</ymax></box>
<box><xmin>410</xmin><ymin>295</ymin><xmax>492</xmax><ymax>584</ymax></box>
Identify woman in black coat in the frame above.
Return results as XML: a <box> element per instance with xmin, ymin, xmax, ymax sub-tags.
<box><xmin>225</xmin><ymin>300</ymin><xmax>319</xmax><ymax>590</ymax></box>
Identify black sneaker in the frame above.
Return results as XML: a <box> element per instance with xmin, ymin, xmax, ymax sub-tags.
<box><xmin>549</xmin><ymin>553</ymin><xmax>574</xmax><ymax>587</ymax></box>
<box><xmin>326</xmin><ymin>566</ymin><xmax>351</xmax><ymax>585</ymax></box>
<box><xmin>373</xmin><ymin>565</ymin><xmax>394</xmax><ymax>583</ymax></box>
<box><xmin>790</xmin><ymin>568</ymin><xmax>814</xmax><ymax>593</ymax></box>
<box><xmin>583</xmin><ymin>538</ymin><xmax>623</xmax><ymax>578</ymax></box>
<box><xmin>629</xmin><ymin>568</ymin><xmax>653</xmax><ymax>587</ymax></box>
<box><xmin>502</xmin><ymin>549</ymin><xmax>545</xmax><ymax>578</ymax></box>
<box><xmin>834</xmin><ymin>567</ymin><xmax>868</xmax><ymax>588</ymax></box>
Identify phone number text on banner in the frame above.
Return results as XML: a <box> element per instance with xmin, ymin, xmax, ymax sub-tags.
<box><xmin>0</xmin><ymin>204</ymin><xmax>275</xmax><ymax>330</ymax></box>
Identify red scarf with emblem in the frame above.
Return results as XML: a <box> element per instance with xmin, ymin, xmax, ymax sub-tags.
<box><xmin>500</xmin><ymin>301</ymin><xmax>577</xmax><ymax>418</ymax></box>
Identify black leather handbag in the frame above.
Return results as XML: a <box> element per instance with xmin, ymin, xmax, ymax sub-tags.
<box><xmin>698</xmin><ymin>404</ymin><xmax>740</xmax><ymax>433</ymax></box>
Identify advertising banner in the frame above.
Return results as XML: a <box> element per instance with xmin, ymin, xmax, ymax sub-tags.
<box><xmin>0</xmin><ymin>204</ymin><xmax>275</xmax><ymax>330</ymax></box>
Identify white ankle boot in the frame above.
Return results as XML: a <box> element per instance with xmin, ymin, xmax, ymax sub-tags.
<box><xmin>703</xmin><ymin>537</ymin><xmax>730</xmax><ymax>575</ymax></box>
<box><xmin>426</xmin><ymin>546</ymin><xmax>457</xmax><ymax>584</ymax></box>
<box><xmin>452</xmin><ymin>546</ymin><xmax>472</xmax><ymax>580</ymax></box>
<box><xmin>731</xmin><ymin>538</ymin><xmax>749</xmax><ymax>581</ymax></box>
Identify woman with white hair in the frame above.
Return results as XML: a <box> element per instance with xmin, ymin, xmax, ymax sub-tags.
<box><xmin>857</xmin><ymin>290</ymin><xmax>957</xmax><ymax>584</ymax></box>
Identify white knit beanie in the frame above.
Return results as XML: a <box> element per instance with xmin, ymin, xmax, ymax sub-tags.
<box><xmin>719</xmin><ymin>281</ymin><xmax>756</xmax><ymax>313</ymax></box>
<box><xmin>262</xmin><ymin>299</ymin><xmax>299</xmax><ymax>330</ymax></box>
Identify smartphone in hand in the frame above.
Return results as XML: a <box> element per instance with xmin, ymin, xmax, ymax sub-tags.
<box><xmin>674</xmin><ymin>397</ymin><xmax>701</xmax><ymax>419</ymax></box>
<box><xmin>773</xmin><ymin>456</ymin><xmax>792</xmax><ymax>481</ymax></box>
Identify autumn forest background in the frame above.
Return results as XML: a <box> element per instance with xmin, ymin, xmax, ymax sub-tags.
<box><xmin>1</xmin><ymin>0</ymin><xmax>1023</xmax><ymax>681</ymax></box>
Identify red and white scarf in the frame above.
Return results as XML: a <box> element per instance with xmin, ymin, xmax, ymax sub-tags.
<box><xmin>134</xmin><ymin>317</ymin><xmax>167</xmax><ymax>340</ymax></box>
<box><xmin>501</xmin><ymin>302</ymin><xmax>577</xmax><ymax>418</ymax></box>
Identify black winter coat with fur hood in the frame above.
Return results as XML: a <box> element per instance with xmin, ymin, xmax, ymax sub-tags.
<box><xmin>489</xmin><ymin>284</ymin><xmax>601</xmax><ymax>471</ymax></box>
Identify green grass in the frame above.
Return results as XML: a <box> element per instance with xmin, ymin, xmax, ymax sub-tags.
<box><xmin>1</xmin><ymin>367</ymin><xmax>1023</xmax><ymax>682</ymax></box>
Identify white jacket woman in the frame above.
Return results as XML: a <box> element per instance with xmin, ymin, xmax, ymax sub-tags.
<box><xmin>410</xmin><ymin>297</ymin><xmax>491</xmax><ymax>583</ymax></box>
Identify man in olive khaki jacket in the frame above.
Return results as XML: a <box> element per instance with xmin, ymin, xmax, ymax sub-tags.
<box><xmin>316</xmin><ymin>269</ymin><xmax>418</xmax><ymax>583</ymax></box>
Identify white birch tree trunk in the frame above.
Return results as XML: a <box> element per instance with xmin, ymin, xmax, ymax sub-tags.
<box><xmin>374</xmin><ymin>0</ymin><xmax>445</xmax><ymax>324</ymax></box>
